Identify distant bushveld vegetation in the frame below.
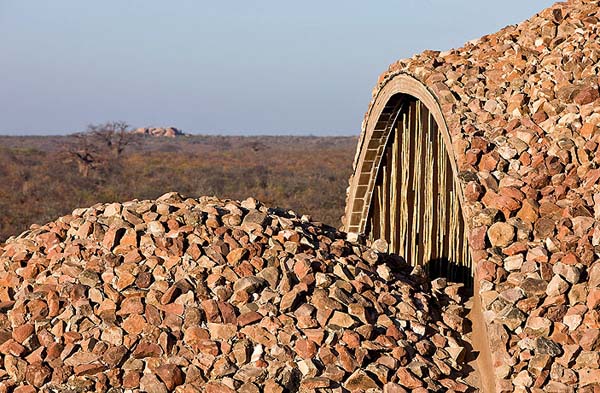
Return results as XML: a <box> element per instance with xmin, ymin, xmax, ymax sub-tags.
<box><xmin>0</xmin><ymin>133</ymin><xmax>357</xmax><ymax>242</ymax></box>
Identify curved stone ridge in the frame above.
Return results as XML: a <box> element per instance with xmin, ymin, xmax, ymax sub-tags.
<box><xmin>347</xmin><ymin>0</ymin><xmax>600</xmax><ymax>391</ymax></box>
<box><xmin>0</xmin><ymin>193</ymin><xmax>474</xmax><ymax>392</ymax></box>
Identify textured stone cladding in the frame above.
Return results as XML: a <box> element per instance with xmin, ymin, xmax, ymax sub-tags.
<box><xmin>0</xmin><ymin>194</ymin><xmax>476</xmax><ymax>392</ymax></box>
<box><xmin>349</xmin><ymin>0</ymin><xmax>600</xmax><ymax>391</ymax></box>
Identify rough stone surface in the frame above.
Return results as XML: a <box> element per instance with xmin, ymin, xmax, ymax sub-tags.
<box><xmin>0</xmin><ymin>194</ymin><xmax>474</xmax><ymax>392</ymax></box>
<box><xmin>347</xmin><ymin>0</ymin><xmax>600</xmax><ymax>391</ymax></box>
<box><xmin>487</xmin><ymin>222</ymin><xmax>515</xmax><ymax>248</ymax></box>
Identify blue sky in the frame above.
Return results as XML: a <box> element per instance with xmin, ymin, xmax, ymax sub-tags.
<box><xmin>0</xmin><ymin>1</ymin><xmax>555</xmax><ymax>135</ymax></box>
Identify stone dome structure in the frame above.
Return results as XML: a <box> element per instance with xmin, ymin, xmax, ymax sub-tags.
<box><xmin>344</xmin><ymin>0</ymin><xmax>600</xmax><ymax>391</ymax></box>
<box><xmin>1</xmin><ymin>1</ymin><xmax>600</xmax><ymax>392</ymax></box>
<box><xmin>0</xmin><ymin>194</ymin><xmax>476</xmax><ymax>392</ymax></box>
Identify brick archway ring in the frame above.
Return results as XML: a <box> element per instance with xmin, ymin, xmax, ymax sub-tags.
<box><xmin>344</xmin><ymin>73</ymin><xmax>496</xmax><ymax>393</ymax></box>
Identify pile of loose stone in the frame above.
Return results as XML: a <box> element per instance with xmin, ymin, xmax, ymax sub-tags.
<box><xmin>355</xmin><ymin>0</ymin><xmax>600</xmax><ymax>391</ymax></box>
<box><xmin>0</xmin><ymin>193</ymin><xmax>474</xmax><ymax>392</ymax></box>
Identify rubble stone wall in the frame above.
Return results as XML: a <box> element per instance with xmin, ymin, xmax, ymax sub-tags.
<box><xmin>346</xmin><ymin>0</ymin><xmax>600</xmax><ymax>391</ymax></box>
<box><xmin>0</xmin><ymin>194</ymin><xmax>478</xmax><ymax>392</ymax></box>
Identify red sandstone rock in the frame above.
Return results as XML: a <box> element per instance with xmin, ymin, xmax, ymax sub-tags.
<box><xmin>487</xmin><ymin>222</ymin><xmax>515</xmax><ymax>248</ymax></box>
<box><xmin>155</xmin><ymin>364</ymin><xmax>184</xmax><ymax>391</ymax></box>
<box><xmin>344</xmin><ymin>3</ymin><xmax>600</xmax><ymax>391</ymax></box>
<box><xmin>0</xmin><ymin>195</ymin><xmax>474</xmax><ymax>392</ymax></box>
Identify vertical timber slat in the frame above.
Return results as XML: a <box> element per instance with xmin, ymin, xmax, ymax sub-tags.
<box><xmin>365</xmin><ymin>97</ymin><xmax>472</xmax><ymax>287</ymax></box>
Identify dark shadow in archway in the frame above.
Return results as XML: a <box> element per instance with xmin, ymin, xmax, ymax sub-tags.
<box><xmin>424</xmin><ymin>257</ymin><xmax>473</xmax><ymax>296</ymax></box>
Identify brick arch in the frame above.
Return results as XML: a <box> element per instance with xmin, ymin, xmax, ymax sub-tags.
<box><xmin>344</xmin><ymin>73</ymin><xmax>464</xmax><ymax>238</ymax></box>
<box><xmin>343</xmin><ymin>3</ymin><xmax>600</xmax><ymax>391</ymax></box>
<box><xmin>344</xmin><ymin>73</ymin><xmax>496</xmax><ymax>392</ymax></box>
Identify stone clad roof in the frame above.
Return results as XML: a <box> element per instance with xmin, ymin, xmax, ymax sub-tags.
<box><xmin>0</xmin><ymin>194</ymin><xmax>477</xmax><ymax>392</ymax></box>
<box><xmin>1</xmin><ymin>1</ymin><xmax>599</xmax><ymax>392</ymax></box>
<box><xmin>351</xmin><ymin>0</ymin><xmax>600</xmax><ymax>391</ymax></box>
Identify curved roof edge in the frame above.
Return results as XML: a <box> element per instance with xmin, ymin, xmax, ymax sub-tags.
<box><xmin>346</xmin><ymin>1</ymin><xmax>600</xmax><ymax>391</ymax></box>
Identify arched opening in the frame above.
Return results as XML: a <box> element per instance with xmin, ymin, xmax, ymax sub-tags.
<box><xmin>345</xmin><ymin>74</ymin><xmax>494</xmax><ymax>391</ymax></box>
<box><xmin>365</xmin><ymin>97</ymin><xmax>472</xmax><ymax>288</ymax></box>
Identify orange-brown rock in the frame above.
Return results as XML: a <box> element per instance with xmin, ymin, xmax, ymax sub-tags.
<box><xmin>0</xmin><ymin>194</ymin><xmax>473</xmax><ymax>392</ymax></box>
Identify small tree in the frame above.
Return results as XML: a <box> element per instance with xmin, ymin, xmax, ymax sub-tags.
<box><xmin>64</xmin><ymin>133</ymin><xmax>102</xmax><ymax>177</ymax></box>
<box><xmin>88</xmin><ymin>121</ymin><xmax>132</xmax><ymax>158</ymax></box>
<box><xmin>63</xmin><ymin>121</ymin><xmax>134</xmax><ymax>177</ymax></box>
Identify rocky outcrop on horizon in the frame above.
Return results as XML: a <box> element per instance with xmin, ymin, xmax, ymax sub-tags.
<box><xmin>132</xmin><ymin>127</ymin><xmax>185</xmax><ymax>138</ymax></box>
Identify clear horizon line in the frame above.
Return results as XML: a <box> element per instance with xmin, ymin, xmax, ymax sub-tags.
<box><xmin>0</xmin><ymin>130</ymin><xmax>360</xmax><ymax>137</ymax></box>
